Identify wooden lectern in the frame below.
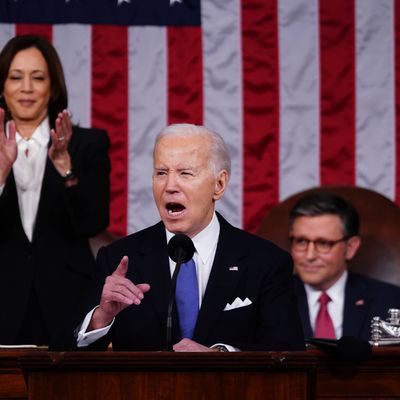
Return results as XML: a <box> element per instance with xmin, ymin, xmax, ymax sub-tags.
<box><xmin>0</xmin><ymin>347</ymin><xmax>398</xmax><ymax>399</ymax></box>
<box><xmin>0</xmin><ymin>350</ymin><xmax>28</xmax><ymax>400</ymax></box>
<box><xmin>19</xmin><ymin>351</ymin><xmax>314</xmax><ymax>400</ymax></box>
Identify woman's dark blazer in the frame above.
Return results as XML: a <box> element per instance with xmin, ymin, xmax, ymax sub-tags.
<box><xmin>0</xmin><ymin>126</ymin><xmax>110</xmax><ymax>344</ymax></box>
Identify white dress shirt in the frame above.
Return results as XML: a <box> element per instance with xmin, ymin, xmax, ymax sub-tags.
<box><xmin>77</xmin><ymin>213</ymin><xmax>222</xmax><ymax>347</ymax></box>
<box><xmin>304</xmin><ymin>270</ymin><xmax>348</xmax><ymax>339</ymax></box>
<box><xmin>166</xmin><ymin>212</ymin><xmax>220</xmax><ymax>307</ymax></box>
<box><xmin>0</xmin><ymin>118</ymin><xmax>50</xmax><ymax>242</ymax></box>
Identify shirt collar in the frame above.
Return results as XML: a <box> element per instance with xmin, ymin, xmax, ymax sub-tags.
<box><xmin>166</xmin><ymin>212</ymin><xmax>220</xmax><ymax>264</ymax></box>
<box><xmin>305</xmin><ymin>270</ymin><xmax>348</xmax><ymax>306</ymax></box>
<box><xmin>12</xmin><ymin>117</ymin><xmax>50</xmax><ymax>147</ymax></box>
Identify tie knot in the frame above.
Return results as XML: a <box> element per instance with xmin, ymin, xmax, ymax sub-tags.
<box><xmin>319</xmin><ymin>292</ymin><xmax>331</xmax><ymax>305</ymax></box>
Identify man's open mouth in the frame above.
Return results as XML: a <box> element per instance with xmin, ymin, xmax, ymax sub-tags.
<box><xmin>166</xmin><ymin>202</ymin><xmax>185</xmax><ymax>215</ymax></box>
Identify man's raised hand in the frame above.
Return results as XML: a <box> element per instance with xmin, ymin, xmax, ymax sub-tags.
<box><xmin>89</xmin><ymin>256</ymin><xmax>151</xmax><ymax>330</ymax></box>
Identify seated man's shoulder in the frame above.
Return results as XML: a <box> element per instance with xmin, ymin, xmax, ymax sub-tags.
<box><xmin>350</xmin><ymin>272</ymin><xmax>400</xmax><ymax>297</ymax></box>
<box><xmin>349</xmin><ymin>273</ymin><xmax>400</xmax><ymax>319</ymax></box>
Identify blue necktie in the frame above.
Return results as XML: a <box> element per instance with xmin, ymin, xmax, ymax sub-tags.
<box><xmin>176</xmin><ymin>258</ymin><xmax>199</xmax><ymax>339</ymax></box>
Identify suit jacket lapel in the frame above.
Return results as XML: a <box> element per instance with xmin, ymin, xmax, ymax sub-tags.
<box><xmin>293</xmin><ymin>276</ymin><xmax>313</xmax><ymax>338</ymax></box>
<box><xmin>32</xmin><ymin>156</ymin><xmax>58</xmax><ymax>242</ymax></box>
<box><xmin>33</xmin><ymin>128</ymin><xmax>77</xmax><ymax>243</ymax></box>
<box><xmin>194</xmin><ymin>217</ymin><xmax>247</xmax><ymax>342</ymax></box>
<box><xmin>343</xmin><ymin>273</ymin><xmax>370</xmax><ymax>337</ymax></box>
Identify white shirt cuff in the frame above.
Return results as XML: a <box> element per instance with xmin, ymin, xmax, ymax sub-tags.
<box><xmin>211</xmin><ymin>343</ymin><xmax>240</xmax><ymax>352</ymax></box>
<box><xmin>76</xmin><ymin>306</ymin><xmax>114</xmax><ymax>348</ymax></box>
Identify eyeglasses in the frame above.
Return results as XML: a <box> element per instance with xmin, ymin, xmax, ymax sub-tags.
<box><xmin>289</xmin><ymin>235</ymin><xmax>351</xmax><ymax>253</ymax></box>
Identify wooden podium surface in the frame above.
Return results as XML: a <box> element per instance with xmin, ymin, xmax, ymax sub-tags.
<box><xmin>1</xmin><ymin>347</ymin><xmax>400</xmax><ymax>400</ymax></box>
<box><xmin>19</xmin><ymin>351</ymin><xmax>315</xmax><ymax>400</ymax></box>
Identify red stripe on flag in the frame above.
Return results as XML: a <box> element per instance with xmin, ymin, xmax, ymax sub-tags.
<box><xmin>167</xmin><ymin>27</ymin><xmax>203</xmax><ymax>125</ymax></box>
<box><xmin>91</xmin><ymin>25</ymin><xmax>128</xmax><ymax>236</ymax></box>
<box><xmin>396</xmin><ymin>2</ymin><xmax>400</xmax><ymax>204</ymax></box>
<box><xmin>16</xmin><ymin>24</ymin><xmax>52</xmax><ymax>42</ymax></box>
<box><xmin>242</xmin><ymin>0</ymin><xmax>280</xmax><ymax>233</ymax></box>
<box><xmin>319</xmin><ymin>0</ymin><xmax>355</xmax><ymax>185</ymax></box>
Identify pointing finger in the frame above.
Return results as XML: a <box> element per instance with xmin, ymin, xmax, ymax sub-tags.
<box><xmin>114</xmin><ymin>256</ymin><xmax>129</xmax><ymax>277</ymax></box>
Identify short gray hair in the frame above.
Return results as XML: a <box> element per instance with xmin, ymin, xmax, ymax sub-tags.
<box><xmin>154</xmin><ymin>123</ymin><xmax>231</xmax><ymax>178</ymax></box>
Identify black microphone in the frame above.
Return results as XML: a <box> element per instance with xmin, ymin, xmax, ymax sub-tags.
<box><xmin>305</xmin><ymin>336</ymin><xmax>372</xmax><ymax>362</ymax></box>
<box><xmin>168</xmin><ymin>234</ymin><xmax>195</xmax><ymax>264</ymax></box>
<box><xmin>165</xmin><ymin>234</ymin><xmax>195</xmax><ymax>351</ymax></box>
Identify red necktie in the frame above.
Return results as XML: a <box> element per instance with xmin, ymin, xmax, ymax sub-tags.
<box><xmin>314</xmin><ymin>292</ymin><xmax>336</xmax><ymax>339</ymax></box>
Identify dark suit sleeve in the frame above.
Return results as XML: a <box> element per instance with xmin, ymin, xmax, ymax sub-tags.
<box><xmin>0</xmin><ymin>176</ymin><xmax>18</xmax><ymax>238</ymax></box>
<box><xmin>50</xmin><ymin>244</ymin><xmax>114</xmax><ymax>351</ymax></box>
<box><xmin>64</xmin><ymin>127</ymin><xmax>111</xmax><ymax>237</ymax></box>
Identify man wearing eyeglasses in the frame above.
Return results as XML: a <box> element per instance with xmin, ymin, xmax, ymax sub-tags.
<box><xmin>289</xmin><ymin>192</ymin><xmax>400</xmax><ymax>342</ymax></box>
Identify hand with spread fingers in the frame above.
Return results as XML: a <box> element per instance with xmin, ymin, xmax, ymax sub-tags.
<box><xmin>48</xmin><ymin>109</ymin><xmax>75</xmax><ymax>182</ymax></box>
<box><xmin>89</xmin><ymin>256</ymin><xmax>151</xmax><ymax>331</ymax></box>
<box><xmin>0</xmin><ymin>108</ymin><xmax>17</xmax><ymax>185</ymax></box>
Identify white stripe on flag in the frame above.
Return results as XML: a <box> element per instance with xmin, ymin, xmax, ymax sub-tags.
<box><xmin>127</xmin><ymin>27</ymin><xmax>167</xmax><ymax>234</ymax></box>
<box><xmin>278</xmin><ymin>0</ymin><xmax>320</xmax><ymax>201</ymax></box>
<box><xmin>202</xmin><ymin>0</ymin><xmax>243</xmax><ymax>228</ymax></box>
<box><xmin>0</xmin><ymin>24</ymin><xmax>15</xmax><ymax>50</ymax></box>
<box><xmin>53</xmin><ymin>24</ymin><xmax>92</xmax><ymax>128</ymax></box>
<box><xmin>356</xmin><ymin>0</ymin><xmax>396</xmax><ymax>200</ymax></box>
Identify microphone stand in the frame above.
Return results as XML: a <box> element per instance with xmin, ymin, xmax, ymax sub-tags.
<box><xmin>165</xmin><ymin>261</ymin><xmax>182</xmax><ymax>351</ymax></box>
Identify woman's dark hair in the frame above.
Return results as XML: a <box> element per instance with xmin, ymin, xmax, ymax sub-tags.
<box><xmin>0</xmin><ymin>34</ymin><xmax>68</xmax><ymax>129</ymax></box>
<box><xmin>289</xmin><ymin>191</ymin><xmax>360</xmax><ymax>237</ymax></box>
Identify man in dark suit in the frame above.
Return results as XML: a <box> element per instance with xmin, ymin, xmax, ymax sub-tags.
<box><xmin>289</xmin><ymin>192</ymin><xmax>400</xmax><ymax>342</ymax></box>
<box><xmin>55</xmin><ymin>123</ymin><xmax>305</xmax><ymax>352</ymax></box>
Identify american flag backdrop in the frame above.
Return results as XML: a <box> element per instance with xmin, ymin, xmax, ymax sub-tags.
<box><xmin>1</xmin><ymin>0</ymin><xmax>400</xmax><ymax>237</ymax></box>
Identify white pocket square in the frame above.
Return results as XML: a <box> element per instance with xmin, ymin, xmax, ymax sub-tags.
<box><xmin>223</xmin><ymin>297</ymin><xmax>252</xmax><ymax>311</ymax></box>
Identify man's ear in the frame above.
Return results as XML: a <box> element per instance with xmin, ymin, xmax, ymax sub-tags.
<box><xmin>345</xmin><ymin>235</ymin><xmax>361</xmax><ymax>261</ymax></box>
<box><xmin>213</xmin><ymin>170</ymin><xmax>228</xmax><ymax>201</ymax></box>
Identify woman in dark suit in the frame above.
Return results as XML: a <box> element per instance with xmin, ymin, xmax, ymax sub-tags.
<box><xmin>0</xmin><ymin>35</ymin><xmax>110</xmax><ymax>345</ymax></box>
